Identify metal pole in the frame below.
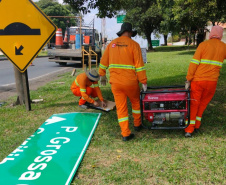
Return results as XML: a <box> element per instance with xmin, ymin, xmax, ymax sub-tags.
<box><xmin>80</xmin><ymin>16</ymin><xmax>82</xmax><ymax>49</ymax></box>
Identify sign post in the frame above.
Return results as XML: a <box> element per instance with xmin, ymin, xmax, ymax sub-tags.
<box><xmin>0</xmin><ymin>0</ymin><xmax>57</xmax><ymax>110</ymax></box>
<box><xmin>22</xmin><ymin>70</ymin><xmax>31</xmax><ymax>111</ymax></box>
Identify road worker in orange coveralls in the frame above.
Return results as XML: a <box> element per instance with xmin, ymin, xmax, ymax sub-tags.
<box><xmin>99</xmin><ymin>22</ymin><xmax>147</xmax><ymax>141</ymax></box>
<box><xmin>185</xmin><ymin>25</ymin><xmax>226</xmax><ymax>137</ymax></box>
<box><xmin>71</xmin><ymin>69</ymin><xmax>107</xmax><ymax>109</ymax></box>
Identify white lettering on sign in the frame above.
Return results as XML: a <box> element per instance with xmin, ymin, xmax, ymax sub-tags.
<box><xmin>45</xmin><ymin>116</ymin><xmax>66</xmax><ymax>125</ymax></box>
<box><xmin>19</xmin><ymin>171</ymin><xmax>41</xmax><ymax>181</ymax></box>
<box><xmin>34</xmin><ymin>156</ymin><xmax>52</xmax><ymax>163</ymax></box>
<box><xmin>50</xmin><ymin>137</ymin><xmax>70</xmax><ymax>144</ymax></box>
<box><xmin>0</xmin><ymin>157</ymin><xmax>14</xmax><ymax>164</ymax></box>
<box><xmin>36</xmin><ymin>128</ymin><xmax>45</xmax><ymax>134</ymax></box>
<box><xmin>61</xmin><ymin>126</ymin><xmax>78</xmax><ymax>132</ymax></box>
<box><xmin>0</xmin><ymin>134</ymin><xmax>36</xmax><ymax>165</ymax></box>
<box><xmin>19</xmin><ymin>126</ymin><xmax>76</xmax><ymax>181</ymax></box>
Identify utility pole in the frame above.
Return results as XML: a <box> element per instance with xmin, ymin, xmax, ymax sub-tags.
<box><xmin>101</xmin><ymin>18</ymin><xmax>106</xmax><ymax>49</ymax></box>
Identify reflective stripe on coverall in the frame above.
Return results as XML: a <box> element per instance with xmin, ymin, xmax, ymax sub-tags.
<box><xmin>185</xmin><ymin>81</ymin><xmax>217</xmax><ymax>133</ymax></box>
<box><xmin>185</xmin><ymin>38</ymin><xmax>226</xmax><ymax>133</ymax></box>
<box><xmin>99</xmin><ymin>36</ymin><xmax>147</xmax><ymax>137</ymax></box>
<box><xmin>111</xmin><ymin>83</ymin><xmax>141</xmax><ymax>137</ymax></box>
<box><xmin>70</xmin><ymin>73</ymin><xmax>103</xmax><ymax>105</ymax></box>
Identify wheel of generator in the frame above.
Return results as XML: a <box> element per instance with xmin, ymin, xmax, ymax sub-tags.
<box><xmin>59</xmin><ymin>62</ymin><xmax>67</xmax><ymax>66</ymax></box>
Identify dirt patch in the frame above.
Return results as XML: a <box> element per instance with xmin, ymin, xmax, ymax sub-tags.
<box><xmin>0</xmin><ymin>67</ymin><xmax>73</xmax><ymax>102</ymax></box>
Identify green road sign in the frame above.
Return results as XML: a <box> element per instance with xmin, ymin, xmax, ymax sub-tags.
<box><xmin>0</xmin><ymin>112</ymin><xmax>101</xmax><ymax>185</ymax></box>
<box><xmin>117</xmin><ymin>15</ymin><xmax>126</xmax><ymax>23</ymax></box>
<box><xmin>151</xmin><ymin>40</ymin><xmax>160</xmax><ymax>47</ymax></box>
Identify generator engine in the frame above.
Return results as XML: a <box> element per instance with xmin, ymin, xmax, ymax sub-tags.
<box><xmin>141</xmin><ymin>86</ymin><xmax>190</xmax><ymax>129</ymax></box>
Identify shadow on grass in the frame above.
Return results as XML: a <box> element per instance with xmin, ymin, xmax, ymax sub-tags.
<box><xmin>152</xmin><ymin>45</ymin><xmax>196</xmax><ymax>52</ymax></box>
<box><xmin>178</xmin><ymin>51</ymin><xmax>196</xmax><ymax>55</ymax></box>
<box><xmin>147</xmin><ymin>74</ymin><xmax>186</xmax><ymax>87</ymax></box>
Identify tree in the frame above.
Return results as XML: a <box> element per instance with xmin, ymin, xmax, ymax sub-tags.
<box><xmin>124</xmin><ymin>0</ymin><xmax>162</xmax><ymax>50</ymax></box>
<box><xmin>63</xmin><ymin>0</ymin><xmax>124</xmax><ymax>18</ymax></box>
<box><xmin>36</xmin><ymin>0</ymin><xmax>77</xmax><ymax>32</ymax></box>
<box><xmin>158</xmin><ymin>0</ymin><xmax>178</xmax><ymax>46</ymax></box>
<box><xmin>63</xmin><ymin>0</ymin><xmax>226</xmax><ymax>49</ymax></box>
<box><xmin>172</xmin><ymin>0</ymin><xmax>226</xmax><ymax>46</ymax></box>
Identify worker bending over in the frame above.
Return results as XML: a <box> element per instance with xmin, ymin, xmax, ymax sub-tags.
<box><xmin>71</xmin><ymin>69</ymin><xmax>107</xmax><ymax>109</ymax></box>
<box><xmin>185</xmin><ymin>25</ymin><xmax>226</xmax><ymax>137</ymax></box>
<box><xmin>99</xmin><ymin>22</ymin><xmax>147</xmax><ymax>141</ymax></box>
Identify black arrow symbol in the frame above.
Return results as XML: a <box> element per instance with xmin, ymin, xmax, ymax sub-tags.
<box><xmin>15</xmin><ymin>45</ymin><xmax>24</xmax><ymax>55</ymax></box>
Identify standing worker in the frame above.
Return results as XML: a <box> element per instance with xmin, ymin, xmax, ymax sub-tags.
<box><xmin>99</xmin><ymin>22</ymin><xmax>147</xmax><ymax>141</ymax></box>
<box><xmin>185</xmin><ymin>25</ymin><xmax>226</xmax><ymax>137</ymax></box>
<box><xmin>71</xmin><ymin>69</ymin><xmax>107</xmax><ymax>109</ymax></box>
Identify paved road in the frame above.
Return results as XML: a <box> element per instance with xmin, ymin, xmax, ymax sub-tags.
<box><xmin>0</xmin><ymin>57</ymin><xmax>80</xmax><ymax>86</ymax></box>
<box><xmin>0</xmin><ymin>57</ymin><xmax>82</xmax><ymax>101</ymax></box>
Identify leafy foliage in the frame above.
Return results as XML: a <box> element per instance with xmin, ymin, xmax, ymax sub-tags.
<box><xmin>63</xmin><ymin>0</ymin><xmax>124</xmax><ymax>18</ymax></box>
<box><xmin>124</xmin><ymin>0</ymin><xmax>162</xmax><ymax>50</ymax></box>
<box><xmin>62</xmin><ymin>0</ymin><xmax>226</xmax><ymax>49</ymax></box>
<box><xmin>36</xmin><ymin>0</ymin><xmax>77</xmax><ymax>32</ymax></box>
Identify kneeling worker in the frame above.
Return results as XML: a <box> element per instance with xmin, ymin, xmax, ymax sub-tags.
<box><xmin>71</xmin><ymin>69</ymin><xmax>107</xmax><ymax>109</ymax></box>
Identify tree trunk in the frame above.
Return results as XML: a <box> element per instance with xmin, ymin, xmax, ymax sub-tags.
<box><xmin>163</xmin><ymin>34</ymin><xmax>167</xmax><ymax>46</ymax></box>
<box><xmin>146</xmin><ymin>33</ymin><xmax>153</xmax><ymax>51</ymax></box>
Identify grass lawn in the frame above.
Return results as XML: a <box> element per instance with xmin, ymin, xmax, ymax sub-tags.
<box><xmin>0</xmin><ymin>46</ymin><xmax>225</xmax><ymax>184</ymax></box>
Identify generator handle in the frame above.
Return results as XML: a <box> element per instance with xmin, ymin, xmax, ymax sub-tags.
<box><xmin>142</xmin><ymin>89</ymin><xmax>189</xmax><ymax>94</ymax></box>
<box><xmin>147</xmin><ymin>85</ymin><xmax>185</xmax><ymax>89</ymax></box>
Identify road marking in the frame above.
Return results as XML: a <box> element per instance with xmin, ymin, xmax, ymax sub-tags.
<box><xmin>1</xmin><ymin>67</ymin><xmax>73</xmax><ymax>87</ymax></box>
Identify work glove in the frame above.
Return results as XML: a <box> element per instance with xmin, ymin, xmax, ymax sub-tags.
<box><xmin>93</xmin><ymin>101</ymin><xmax>100</xmax><ymax>107</ymax></box>
<box><xmin>100</xmin><ymin>75</ymin><xmax>108</xmax><ymax>86</ymax></box>
<box><xmin>142</xmin><ymin>84</ymin><xmax>147</xmax><ymax>92</ymax></box>
<box><xmin>185</xmin><ymin>81</ymin><xmax>190</xmax><ymax>90</ymax></box>
<box><xmin>101</xmin><ymin>100</ymin><xmax>107</xmax><ymax>108</ymax></box>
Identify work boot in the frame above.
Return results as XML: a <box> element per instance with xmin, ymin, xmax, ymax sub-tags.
<box><xmin>185</xmin><ymin>132</ymin><xmax>192</xmax><ymax>137</ymax></box>
<box><xmin>79</xmin><ymin>104</ymin><xmax>88</xmax><ymax>109</ymax></box>
<box><xmin>194</xmin><ymin>128</ymin><xmax>201</xmax><ymax>133</ymax></box>
<box><xmin>122</xmin><ymin>133</ymin><xmax>135</xmax><ymax>141</ymax></box>
<box><xmin>134</xmin><ymin>125</ymin><xmax>143</xmax><ymax>132</ymax></box>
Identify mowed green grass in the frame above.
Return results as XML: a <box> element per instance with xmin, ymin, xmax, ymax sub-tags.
<box><xmin>0</xmin><ymin>46</ymin><xmax>225</xmax><ymax>184</ymax></box>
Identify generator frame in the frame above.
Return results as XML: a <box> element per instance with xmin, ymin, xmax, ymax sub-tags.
<box><xmin>140</xmin><ymin>85</ymin><xmax>190</xmax><ymax>130</ymax></box>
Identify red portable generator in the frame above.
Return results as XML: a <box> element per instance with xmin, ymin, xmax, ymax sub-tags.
<box><xmin>140</xmin><ymin>85</ymin><xmax>190</xmax><ymax>129</ymax></box>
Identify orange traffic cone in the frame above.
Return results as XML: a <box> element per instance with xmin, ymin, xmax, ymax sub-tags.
<box><xmin>63</xmin><ymin>30</ymin><xmax>68</xmax><ymax>43</ymax></box>
<box><xmin>55</xmin><ymin>28</ymin><xmax>63</xmax><ymax>48</ymax></box>
<box><xmin>70</xmin><ymin>35</ymin><xmax>75</xmax><ymax>44</ymax></box>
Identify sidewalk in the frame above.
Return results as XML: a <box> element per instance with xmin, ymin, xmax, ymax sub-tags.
<box><xmin>173</xmin><ymin>41</ymin><xmax>185</xmax><ymax>46</ymax></box>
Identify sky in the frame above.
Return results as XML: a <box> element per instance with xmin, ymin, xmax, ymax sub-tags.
<box><xmin>33</xmin><ymin>0</ymin><xmax>165</xmax><ymax>48</ymax></box>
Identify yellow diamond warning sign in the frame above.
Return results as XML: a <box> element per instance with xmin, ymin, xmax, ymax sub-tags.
<box><xmin>0</xmin><ymin>0</ymin><xmax>57</xmax><ymax>72</ymax></box>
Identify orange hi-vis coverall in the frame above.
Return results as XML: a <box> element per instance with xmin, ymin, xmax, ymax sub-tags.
<box><xmin>99</xmin><ymin>36</ymin><xmax>147</xmax><ymax>137</ymax></box>
<box><xmin>185</xmin><ymin>38</ymin><xmax>226</xmax><ymax>133</ymax></box>
<box><xmin>71</xmin><ymin>72</ymin><xmax>103</xmax><ymax>105</ymax></box>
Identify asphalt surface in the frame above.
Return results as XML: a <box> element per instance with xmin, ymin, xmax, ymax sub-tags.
<box><xmin>0</xmin><ymin>57</ymin><xmax>80</xmax><ymax>102</ymax></box>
